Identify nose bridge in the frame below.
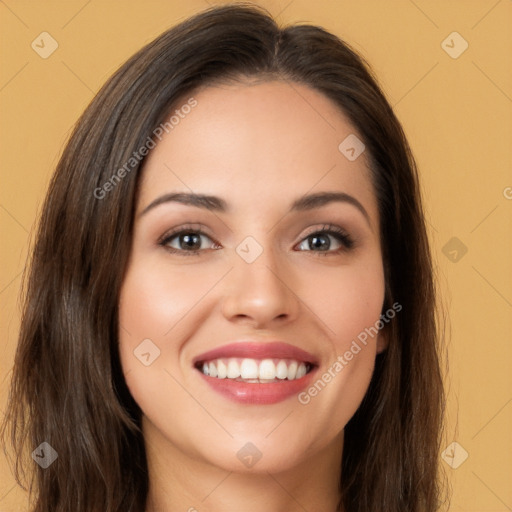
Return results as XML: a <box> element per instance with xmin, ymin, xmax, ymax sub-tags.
<box><xmin>221</xmin><ymin>235</ymin><xmax>299</xmax><ymax>325</ymax></box>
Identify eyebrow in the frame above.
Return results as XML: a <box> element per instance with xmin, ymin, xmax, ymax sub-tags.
<box><xmin>139</xmin><ymin>191</ymin><xmax>371</xmax><ymax>226</ymax></box>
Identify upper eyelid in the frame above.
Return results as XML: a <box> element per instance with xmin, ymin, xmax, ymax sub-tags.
<box><xmin>158</xmin><ymin>223</ymin><xmax>212</xmax><ymax>241</ymax></box>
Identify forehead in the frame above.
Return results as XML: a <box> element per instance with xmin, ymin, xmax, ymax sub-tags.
<box><xmin>137</xmin><ymin>80</ymin><xmax>378</xmax><ymax>223</ymax></box>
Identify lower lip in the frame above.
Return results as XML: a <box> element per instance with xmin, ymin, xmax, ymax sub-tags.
<box><xmin>197</xmin><ymin>369</ymin><xmax>317</xmax><ymax>405</ymax></box>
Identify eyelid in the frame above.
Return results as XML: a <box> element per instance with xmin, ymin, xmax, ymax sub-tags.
<box><xmin>157</xmin><ymin>223</ymin><xmax>215</xmax><ymax>244</ymax></box>
<box><xmin>300</xmin><ymin>223</ymin><xmax>350</xmax><ymax>240</ymax></box>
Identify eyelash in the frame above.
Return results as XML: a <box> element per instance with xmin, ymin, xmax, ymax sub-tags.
<box><xmin>158</xmin><ymin>223</ymin><xmax>354</xmax><ymax>257</ymax></box>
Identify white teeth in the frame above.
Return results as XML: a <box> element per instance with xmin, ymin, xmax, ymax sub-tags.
<box><xmin>217</xmin><ymin>359</ymin><xmax>227</xmax><ymax>379</ymax></box>
<box><xmin>208</xmin><ymin>361</ymin><xmax>218</xmax><ymax>378</ymax></box>
<box><xmin>240</xmin><ymin>358</ymin><xmax>259</xmax><ymax>379</ymax></box>
<box><xmin>287</xmin><ymin>361</ymin><xmax>298</xmax><ymax>380</ymax></box>
<box><xmin>227</xmin><ymin>360</ymin><xmax>241</xmax><ymax>379</ymax></box>
<box><xmin>276</xmin><ymin>360</ymin><xmax>288</xmax><ymax>380</ymax></box>
<box><xmin>296</xmin><ymin>363</ymin><xmax>307</xmax><ymax>379</ymax></box>
<box><xmin>199</xmin><ymin>357</ymin><xmax>311</xmax><ymax>382</ymax></box>
<box><xmin>259</xmin><ymin>359</ymin><xmax>276</xmax><ymax>380</ymax></box>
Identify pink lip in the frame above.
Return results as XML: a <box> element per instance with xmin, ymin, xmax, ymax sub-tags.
<box><xmin>193</xmin><ymin>342</ymin><xmax>318</xmax><ymax>405</ymax></box>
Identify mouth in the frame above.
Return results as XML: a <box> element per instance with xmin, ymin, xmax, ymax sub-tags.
<box><xmin>195</xmin><ymin>358</ymin><xmax>313</xmax><ymax>382</ymax></box>
<box><xmin>193</xmin><ymin>342</ymin><xmax>318</xmax><ymax>404</ymax></box>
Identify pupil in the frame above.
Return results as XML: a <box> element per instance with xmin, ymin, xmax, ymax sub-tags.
<box><xmin>181</xmin><ymin>233</ymin><xmax>200</xmax><ymax>249</ymax></box>
<box><xmin>310</xmin><ymin>234</ymin><xmax>329</xmax><ymax>251</ymax></box>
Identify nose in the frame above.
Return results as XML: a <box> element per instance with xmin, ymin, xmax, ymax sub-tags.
<box><xmin>221</xmin><ymin>247</ymin><xmax>300</xmax><ymax>328</ymax></box>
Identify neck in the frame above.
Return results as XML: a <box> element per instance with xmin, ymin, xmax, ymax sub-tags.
<box><xmin>143</xmin><ymin>420</ymin><xmax>344</xmax><ymax>512</ymax></box>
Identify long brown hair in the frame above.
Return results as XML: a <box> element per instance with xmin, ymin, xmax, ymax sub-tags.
<box><xmin>1</xmin><ymin>3</ymin><xmax>445</xmax><ymax>511</ymax></box>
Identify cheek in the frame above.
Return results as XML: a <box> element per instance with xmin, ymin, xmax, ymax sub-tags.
<box><xmin>293</xmin><ymin>258</ymin><xmax>384</xmax><ymax>429</ymax></box>
<box><xmin>303</xmin><ymin>259</ymin><xmax>385</xmax><ymax>349</ymax></box>
<box><xmin>117</xmin><ymin>262</ymin><xmax>207</xmax><ymax>448</ymax></box>
<box><xmin>117</xmin><ymin>260</ymin><xmax>194</xmax><ymax>391</ymax></box>
<box><xmin>295</xmin><ymin>272</ymin><xmax>383</xmax><ymax>445</ymax></box>
<box><xmin>117</xmin><ymin>258</ymin><xmax>225</xmax><ymax>410</ymax></box>
<box><xmin>118</xmin><ymin>259</ymin><xmax>215</xmax><ymax>344</ymax></box>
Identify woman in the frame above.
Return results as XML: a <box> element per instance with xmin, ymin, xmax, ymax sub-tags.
<box><xmin>1</xmin><ymin>4</ymin><xmax>446</xmax><ymax>511</ymax></box>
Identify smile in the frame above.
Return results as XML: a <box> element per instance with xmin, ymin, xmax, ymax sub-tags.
<box><xmin>193</xmin><ymin>341</ymin><xmax>318</xmax><ymax>404</ymax></box>
<box><xmin>197</xmin><ymin>358</ymin><xmax>311</xmax><ymax>382</ymax></box>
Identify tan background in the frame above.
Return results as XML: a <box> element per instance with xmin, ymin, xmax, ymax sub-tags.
<box><xmin>1</xmin><ymin>0</ymin><xmax>511</xmax><ymax>510</ymax></box>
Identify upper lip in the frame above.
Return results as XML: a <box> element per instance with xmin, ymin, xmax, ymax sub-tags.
<box><xmin>193</xmin><ymin>341</ymin><xmax>319</xmax><ymax>366</ymax></box>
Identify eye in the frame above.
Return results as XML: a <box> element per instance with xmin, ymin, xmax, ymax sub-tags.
<box><xmin>159</xmin><ymin>224</ymin><xmax>219</xmax><ymax>256</ymax></box>
<box><xmin>158</xmin><ymin>223</ymin><xmax>354</xmax><ymax>257</ymax></box>
<box><xmin>296</xmin><ymin>224</ymin><xmax>354</xmax><ymax>255</ymax></box>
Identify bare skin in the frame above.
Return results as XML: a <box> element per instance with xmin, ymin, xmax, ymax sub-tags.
<box><xmin>118</xmin><ymin>80</ymin><xmax>387</xmax><ymax>512</ymax></box>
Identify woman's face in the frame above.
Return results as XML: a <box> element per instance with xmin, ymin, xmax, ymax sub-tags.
<box><xmin>118</xmin><ymin>80</ymin><xmax>386</xmax><ymax>474</ymax></box>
